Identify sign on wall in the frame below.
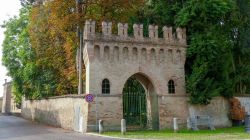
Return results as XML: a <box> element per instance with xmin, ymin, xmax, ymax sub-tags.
<box><xmin>85</xmin><ymin>94</ymin><xmax>94</xmax><ymax>103</ymax></box>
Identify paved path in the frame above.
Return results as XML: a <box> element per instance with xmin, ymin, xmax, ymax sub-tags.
<box><xmin>0</xmin><ymin>115</ymin><xmax>116</xmax><ymax>140</ymax></box>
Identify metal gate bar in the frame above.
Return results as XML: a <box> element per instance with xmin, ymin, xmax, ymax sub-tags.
<box><xmin>123</xmin><ymin>78</ymin><xmax>147</xmax><ymax>129</ymax></box>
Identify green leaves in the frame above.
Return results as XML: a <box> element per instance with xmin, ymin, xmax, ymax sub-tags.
<box><xmin>186</xmin><ymin>31</ymin><xmax>234</xmax><ymax>104</ymax></box>
<box><xmin>4</xmin><ymin>0</ymin><xmax>249</xmax><ymax>104</ymax></box>
<box><xmin>2</xmin><ymin>5</ymin><xmax>59</xmax><ymax>102</ymax></box>
<box><xmin>131</xmin><ymin>0</ymin><xmax>245</xmax><ymax>104</ymax></box>
<box><xmin>176</xmin><ymin>0</ymin><xmax>233</xmax><ymax>28</ymax></box>
<box><xmin>126</xmin><ymin>0</ymin><xmax>250</xmax><ymax>104</ymax></box>
<box><xmin>177</xmin><ymin>0</ymin><xmax>250</xmax><ymax>104</ymax></box>
<box><xmin>2</xmin><ymin>6</ymin><xmax>31</xmax><ymax>103</ymax></box>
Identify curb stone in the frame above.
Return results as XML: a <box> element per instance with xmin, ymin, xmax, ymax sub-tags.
<box><xmin>86</xmin><ymin>133</ymin><xmax>141</xmax><ymax>140</ymax></box>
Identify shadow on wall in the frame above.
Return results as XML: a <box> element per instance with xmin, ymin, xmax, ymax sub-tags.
<box><xmin>22</xmin><ymin>107</ymin><xmax>62</xmax><ymax>128</ymax></box>
<box><xmin>35</xmin><ymin>108</ymin><xmax>61</xmax><ymax>127</ymax></box>
<box><xmin>188</xmin><ymin>97</ymin><xmax>232</xmax><ymax>127</ymax></box>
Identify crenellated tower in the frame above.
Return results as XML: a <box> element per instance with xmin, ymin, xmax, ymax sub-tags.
<box><xmin>82</xmin><ymin>20</ymin><xmax>188</xmax><ymax>132</ymax></box>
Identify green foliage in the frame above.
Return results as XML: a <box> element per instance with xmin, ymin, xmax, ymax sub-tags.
<box><xmin>2</xmin><ymin>0</ymin><xmax>144</xmax><ymax>101</ymax></box>
<box><xmin>4</xmin><ymin>0</ymin><xmax>250</xmax><ymax>104</ymax></box>
<box><xmin>176</xmin><ymin>0</ymin><xmax>233</xmax><ymax>27</ymax></box>
<box><xmin>2</xmin><ymin>5</ymin><xmax>58</xmax><ymax>102</ymax></box>
<box><xmin>135</xmin><ymin>0</ymin><xmax>250</xmax><ymax>104</ymax></box>
<box><xmin>175</xmin><ymin>0</ymin><xmax>235</xmax><ymax>104</ymax></box>
<box><xmin>2</xmin><ymin>6</ymin><xmax>32</xmax><ymax>103</ymax></box>
<box><xmin>176</xmin><ymin>0</ymin><xmax>250</xmax><ymax>104</ymax></box>
<box><xmin>186</xmin><ymin>31</ymin><xmax>234</xmax><ymax>104</ymax></box>
<box><xmin>127</xmin><ymin>0</ymin><xmax>184</xmax><ymax>36</ymax></box>
<box><xmin>231</xmin><ymin>0</ymin><xmax>250</xmax><ymax>95</ymax></box>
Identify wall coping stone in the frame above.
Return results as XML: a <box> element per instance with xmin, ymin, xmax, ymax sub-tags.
<box><xmin>26</xmin><ymin>94</ymin><xmax>86</xmax><ymax>101</ymax></box>
<box><xmin>25</xmin><ymin>94</ymin><xmax>124</xmax><ymax>101</ymax></box>
<box><xmin>24</xmin><ymin>94</ymin><xmax>245</xmax><ymax>102</ymax></box>
<box><xmin>235</xmin><ymin>95</ymin><xmax>250</xmax><ymax>97</ymax></box>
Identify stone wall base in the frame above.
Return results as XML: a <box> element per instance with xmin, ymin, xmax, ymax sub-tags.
<box><xmin>22</xmin><ymin>96</ymin><xmax>235</xmax><ymax>132</ymax></box>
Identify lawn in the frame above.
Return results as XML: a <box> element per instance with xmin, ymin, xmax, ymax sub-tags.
<box><xmin>103</xmin><ymin>127</ymin><xmax>250</xmax><ymax>140</ymax></box>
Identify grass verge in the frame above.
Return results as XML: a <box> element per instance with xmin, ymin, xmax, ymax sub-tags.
<box><xmin>103</xmin><ymin>127</ymin><xmax>250</xmax><ymax>140</ymax></box>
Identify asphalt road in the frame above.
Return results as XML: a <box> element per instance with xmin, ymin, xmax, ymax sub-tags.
<box><xmin>0</xmin><ymin>115</ymin><xmax>116</xmax><ymax>140</ymax></box>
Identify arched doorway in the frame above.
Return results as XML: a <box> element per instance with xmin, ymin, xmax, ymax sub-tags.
<box><xmin>123</xmin><ymin>77</ymin><xmax>147</xmax><ymax>129</ymax></box>
<box><xmin>122</xmin><ymin>73</ymin><xmax>159</xmax><ymax>130</ymax></box>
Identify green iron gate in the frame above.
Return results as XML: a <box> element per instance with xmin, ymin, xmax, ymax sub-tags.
<box><xmin>123</xmin><ymin>78</ymin><xmax>147</xmax><ymax>128</ymax></box>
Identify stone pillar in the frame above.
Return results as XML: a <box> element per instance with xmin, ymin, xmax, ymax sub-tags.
<box><xmin>99</xmin><ymin>120</ymin><xmax>104</xmax><ymax>134</ymax></box>
<box><xmin>187</xmin><ymin>118</ymin><xmax>191</xmax><ymax>130</ymax></box>
<box><xmin>173</xmin><ymin>117</ymin><xmax>179</xmax><ymax>132</ymax></box>
<box><xmin>121</xmin><ymin>119</ymin><xmax>126</xmax><ymax>135</ymax></box>
<box><xmin>245</xmin><ymin>114</ymin><xmax>250</xmax><ymax>133</ymax></box>
<box><xmin>2</xmin><ymin>80</ymin><xmax>12</xmax><ymax>114</ymax></box>
<box><xmin>1</xmin><ymin>80</ymin><xmax>6</xmax><ymax>113</ymax></box>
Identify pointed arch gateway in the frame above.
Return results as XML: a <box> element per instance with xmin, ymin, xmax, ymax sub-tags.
<box><xmin>122</xmin><ymin>73</ymin><xmax>159</xmax><ymax>130</ymax></box>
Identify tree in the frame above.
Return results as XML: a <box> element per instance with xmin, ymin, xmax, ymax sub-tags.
<box><xmin>175</xmin><ymin>0</ymin><xmax>235</xmax><ymax>104</ymax></box>
<box><xmin>9</xmin><ymin>0</ymin><xmax>248</xmax><ymax>103</ymax></box>
<box><xmin>2</xmin><ymin>5</ymin><xmax>50</xmax><ymax>102</ymax></box>
<box><xmin>127</xmin><ymin>0</ymin><xmax>184</xmax><ymax>36</ymax></box>
<box><xmin>3</xmin><ymin>0</ymin><xmax>144</xmax><ymax>99</ymax></box>
<box><xmin>2</xmin><ymin>4</ymin><xmax>61</xmax><ymax>102</ymax></box>
<box><xmin>176</xmin><ymin>0</ymin><xmax>250</xmax><ymax>104</ymax></box>
<box><xmin>231</xmin><ymin>0</ymin><xmax>250</xmax><ymax>94</ymax></box>
<box><xmin>2</xmin><ymin>5</ymin><xmax>32</xmax><ymax>103</ymax></box>
<box><xmin>136</xmin><ymin>0</ymin><xmax>250</xmax><ymax>104</ymax></box>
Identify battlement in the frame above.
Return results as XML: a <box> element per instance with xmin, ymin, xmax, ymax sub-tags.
<box><xmin>84</xmin><ymin>20</ymin><xmax>187</xmax><ymax>46</ymax></box>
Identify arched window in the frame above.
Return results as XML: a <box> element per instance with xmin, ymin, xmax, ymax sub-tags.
<box><xmin>168</xmin><ymin>80</ymin><xmax>175</xmax><ymax>94</ymax></box>
<box><xmin>102</xmin><ymin>79</ymin><xmax>110</xmax><ymax>94</ymax></box>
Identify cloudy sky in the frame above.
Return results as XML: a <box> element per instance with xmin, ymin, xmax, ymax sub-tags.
<box><xmin>0</xmin><ymin>0</ymin><xmax>21</xmax><ymax>97</ymax></box>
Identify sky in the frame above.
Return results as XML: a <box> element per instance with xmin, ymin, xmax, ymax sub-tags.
<box><xmin>0</xmin><ymin>0</ymin><xmax>21</xmax><ymax>97</ymax></box>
